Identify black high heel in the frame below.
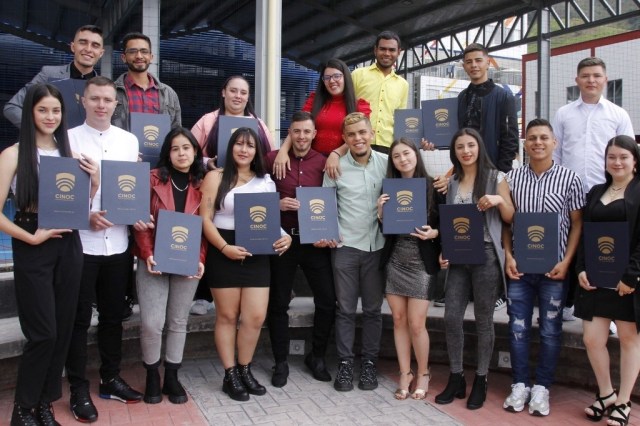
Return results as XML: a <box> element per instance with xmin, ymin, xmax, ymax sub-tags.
<box><xmin>585</xmin><ymin>389</ymin><xmax>616</xmax><ymax>421</ymax></box>
<box><xmin>608</xmin><ymin>401</ymin><xmax>631</xmax><ymax>426</ymax></box>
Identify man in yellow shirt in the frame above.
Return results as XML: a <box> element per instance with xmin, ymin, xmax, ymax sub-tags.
<box><xmin>352</xmin><ymin>31</ymin><xmax>409</xmax><ymax>154</ymax></box>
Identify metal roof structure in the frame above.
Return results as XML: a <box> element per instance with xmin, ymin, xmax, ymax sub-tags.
<box><xmin>1</xmin><ymin>0</ymin><xmax>639</xmax><ymax>71</ymax></box>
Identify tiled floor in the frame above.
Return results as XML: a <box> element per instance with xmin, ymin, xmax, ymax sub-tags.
<box><xmin>1</xmin><ymin>355</ymin><xmax>638</xmax><ymax>425</ymax></box>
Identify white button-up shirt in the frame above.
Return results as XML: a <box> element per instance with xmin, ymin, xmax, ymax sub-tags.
<box><xmin>68</xmin><ymin>123</ymin><xmax>139</xmax><ymax>256</ymax></box>
<box><xmin>552</xmin><ymin>95</ymin><xmax>634</xmax><ymax>192</ymax></box>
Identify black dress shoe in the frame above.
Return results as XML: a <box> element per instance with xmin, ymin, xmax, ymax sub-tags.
<box><xmin>304</xmin><ymin>353</ymin><xmax>331</xmax><ymax>382</ymax></box>
<box><xmin>70</xmin><ymin>388</ymin><xmax>98</xmax><ymax>423</ymax></box>
<box><xmin>271</xmin><ymin>361</ymin><xmax>289</xmax><ymax>387</ymax></box>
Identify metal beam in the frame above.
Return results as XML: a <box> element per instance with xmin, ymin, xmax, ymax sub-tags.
<box><xmin>393</xmin><ymin>0</ymin><xmax>640</xmax><ymax>73</ymax></box>
<box><xmin>101</xmin><ymin>0</ymin><xmax>140</xmax><ymax>43</ymax></box>
<box><xmin>51</xmin><ymin>0</ymin><xmax>101</xmax><ymax>18</ymax></box>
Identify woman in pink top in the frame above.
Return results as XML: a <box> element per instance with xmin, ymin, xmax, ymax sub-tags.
<box><xmin>192</xmin><ymin>76</ymin><xmax>275</xmax><ymax>170</ymax></box>
<box><xmin>272</xmin><ymin>58</ymin><xmax>370</xmax><ymax>179</ymax></box>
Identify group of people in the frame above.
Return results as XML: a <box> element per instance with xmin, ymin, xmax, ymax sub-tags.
<box><xmin>1</xmin><ymin>23</ymin><xmax>638</xmax><ymax>426</ymax></box>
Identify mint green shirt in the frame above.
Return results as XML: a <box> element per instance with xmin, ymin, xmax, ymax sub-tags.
<box><xmin>323</xmin><ymin>149</ymin><xmax>387</xmax><ymax>252</ymax></box>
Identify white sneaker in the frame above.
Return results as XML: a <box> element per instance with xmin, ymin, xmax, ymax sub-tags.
<box><xmin>528</xmin><ymin>385</ymin><xmax>550</xmax><ymax>416</ymax></box>
<box><xmin>503</xmin><ymin>382</ymin><xmax>530</xmax><ymax>412</ymax></box>
<box><xmin>562</xmin><ymin>306</ymin><xmax>576</xmax><ymax>321</ymax></box>
<box><xmin>494</xmin><ymin>297</ymin><xmax>507</xmax><ymax>311</ymax></box>
<box><xmin>190</xmin><ymin>299</ymin><xmax>211</xmax><ymax>315</ymax></box>
<box><xmin>609</xmin><ymin>321</ymin><xmax>617</xmax><ymax>335</ymax></box>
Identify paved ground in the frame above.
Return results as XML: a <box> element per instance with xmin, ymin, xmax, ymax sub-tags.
<box><xmin>2</xmin><ymin>352</ymin><xmax>638</xmax><ymax>425</ymax></box>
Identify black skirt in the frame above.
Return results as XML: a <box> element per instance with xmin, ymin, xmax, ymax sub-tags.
<box><xmin>205</xmin><ymin>228</ymin><xmax>270</xmax><ymax>288</ymax></box>
<box><xmin>574</xmin><ymin>286</ymin><xmax>635</xmax><ymax>323</ymax></box>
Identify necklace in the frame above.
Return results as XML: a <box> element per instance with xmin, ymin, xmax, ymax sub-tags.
<box><xmin>607</xmin><ymin>184</ymin><xmax>627</xmax><ymax>202</ymax></box>
<box><xmin>237</xmin><ymin>173</ymin><xmax>255</xmax><ymax>185</ymax></box>
<box><xmin>170</xmin><ymin>178</ymin><xmax>188</xmax><ymax>192</ymax></box>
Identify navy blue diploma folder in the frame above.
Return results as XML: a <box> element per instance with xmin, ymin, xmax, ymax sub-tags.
<box><xmin>382</xmin><ymin>178</ymin><xmax>427</xmax><ymax>235</ymax></box>
<box><xmin>421</xmin><ymin>98</ymin><xmax>458</xmax><ymax>148</ymax></box>
<box><xmin>393</xmin><ymin>109</ymin><xmax>423</xmax><ymax>147</ymax></box>
<box><xmin>296</xmin><ymin>187</ymin><xmax>340</xmax><ymax>244</ymax></box>
<box><xmin>100</xmin><ymin>160</ymin><xmax>150</xmax><ymax>225</ymax></box>
<box><xmin>439</xmin><ymin>204</ymin><xmax>485</xmax><ymax>264</ymax></box>
<box><xmin>130</xmin><ymin>112</ymin><xmax>171</xmax><ymax>166</ymax></box>
<box><xmin>584</xmin><ymin>221</ymin><xmax>629</xmax><ymax>289</ymax></box>
<box><xmin>234</xmin><ymin>192</ymin><xmax>281</xmax><ymax>255</ymax></box>
<box><xmin>50</xmin><ymin>79</ymin><xmax>86</xmax><ymax>129</ymax></box>
<box><xmin>38</xmin><ymin>156</ymin><xmax>90</xmax><ymax>229</ymax></box>
<box><xmin>513</xmin><ymin>212</ymin><xmax>559</xmax><ymax>274</ymax></box>
<box><xmin>153</xmin><ymin>209</ymin><xmax>203</xmax><ymax>276</ymax></box>
<box><xmin>217</xmin><ymin>116</ymin><xmax>259</xmax><ymax>167</ymax></box>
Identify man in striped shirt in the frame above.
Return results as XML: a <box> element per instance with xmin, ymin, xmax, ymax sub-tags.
<box><xmin>501</xmin><ymin>118</ymin><xmax>584</xmax><ymax>417</ymax></box>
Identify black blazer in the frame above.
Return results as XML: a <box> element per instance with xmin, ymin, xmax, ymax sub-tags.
<box><xmin>576</xmin><ymin>176</ymin><xmax>640</xmax><ymax>327</ymax></box>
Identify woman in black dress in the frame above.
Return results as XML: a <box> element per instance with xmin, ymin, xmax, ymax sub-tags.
<box><xmin>575</xmin><ymin>135</ymin><xmax>640</xmax><ymax>426</ymax></box>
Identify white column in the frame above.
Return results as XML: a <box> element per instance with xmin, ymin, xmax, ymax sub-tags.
<box><xmin>256</xmin><ymin>0</ymin><xmax>282</xmax><ymax>145</ymax></box>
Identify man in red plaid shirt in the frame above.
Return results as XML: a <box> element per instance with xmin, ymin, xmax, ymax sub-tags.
<box><xmin>112</xmin><ymin>32</ymin><xmax>181</xmax><ymax>131</ymax></box>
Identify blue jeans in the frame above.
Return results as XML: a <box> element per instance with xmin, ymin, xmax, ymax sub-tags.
<box><xmin>507</xmin><ymin>273</ymin><xmax>566</xmax><ymax>388</ymax></box>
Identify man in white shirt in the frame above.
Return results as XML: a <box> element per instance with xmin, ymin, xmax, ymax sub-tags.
<box><xmin>552</xmin><ymin>57</ymin><xmax>635</xmax><ymax>192</ymax></box>
<box><xmin>552</xmin><ymin>57</ymin><xmax>635</xmax><ymax>324</ymax></box>
<box><xmin>65</xmin><ymin>76</ymin><xmax>142</xmax><ymax>423</ymax></box>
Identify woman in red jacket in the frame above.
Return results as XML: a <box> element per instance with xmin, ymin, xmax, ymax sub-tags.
<box><xmin>134</xmin><ymin>127</ymin><xmax>206</xmax><ymax>405</ymax></box>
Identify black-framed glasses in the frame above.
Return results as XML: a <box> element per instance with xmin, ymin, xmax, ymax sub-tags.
<box><xmin>321</xmin><ymin>73</ymin><xmax>343</xmax><ymax>82</ymax></box>
<box><xmin>125</xmin><ymin>48</ymin><xmax>151</xmax><ymax>56</ymax></box>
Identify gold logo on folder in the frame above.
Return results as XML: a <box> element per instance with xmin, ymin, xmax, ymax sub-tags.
<box><xmin>249</xmin><ymin>206</ymin><xmax>268</xmax><ymax>223</ymax></box>
<box><xmin>396</xmin><ymin>190</ymin><xmax>413</xmax><ymax>206</ymax></box>
<box><xmin>434</xmin><ymin>108</ymin><xmax>449</xmax><ymax>123</ymax></box>
<box><xmin>117</xmin><ymin>175</ymin><xmax>136</xmax><ymax>192</ymax></box>
<box><xmin>143</xmin><ymin>125</ymin><xmax>160</xmax><ymax>141</ymax></box>
<box><xmin>453</xmin><ymin>217</ymin><xmax>470</xmax><ymax>234</ymax></box>
<box><xmin>55</xmin><ymin>173</ymin><xmax>75</xmax><ymax>192</ymax></box>
<box><xmin>527</xmin><ymin>225</ymin><xmax>545</xmax><ymax>242</ymax></box>
<box><xmin>172</xmin><ymin>226</ymin><xmax>189</xmax><ymax>244</ymax></box>
<box><xmin>404</xmin><ymin>117</ymin><xmax>420</xmax><ymax>129</ymax></box>
<box><xmin>309</xmin><ymin>199</ymin><xmax>325</xmax><ymax>214</ymax></box>
<box><xmin>598</xmin><ymin>236</ymin><xmax>615</xmax><ymax>255</ymax></box>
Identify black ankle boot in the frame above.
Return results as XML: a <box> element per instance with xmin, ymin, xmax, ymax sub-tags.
<box><xmin>10</xmin><ymin>404</ymin><xmax>38</xmax><ymax>426</ymax></box>
<box><xmin>223</xmin><ymin>366</ymin><xmax>249</xmax><ymax>401</ymax></box>
<box><xmin>466</xmin><ymin>374</ymin><xmax>488</xmax><ymax>410</ymax></box>
<box><xmin>238</xmin><ymin>363</ymin><xmax>266</xmax><ymax>395</ymax></box>
<box><xmin>162</xmin><ymin>361</ymin><xmax>188</xmax><ymax>404</ymax></box>
<box><xmin>435</xmin><ymin>372</ymin><xmax>466</xmax><ymax>404</ymax></box>
<box><xmin>143</xmin><ymin>361</ymin><xmax>162</xmax><ymax>404</ymax></box>
<box><xmin>34</xmin><ymin>402</ymin><xmax>60</xmax><ymax>426</ymax></box>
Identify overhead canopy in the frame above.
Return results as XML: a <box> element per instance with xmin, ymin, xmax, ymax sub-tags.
<box><xmin>0</xmin><ymin>0</ymin><xmax>553</xmax><ymax>70</ymax></box>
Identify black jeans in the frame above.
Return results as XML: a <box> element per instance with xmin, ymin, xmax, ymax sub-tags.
<box><xmin>12</xmin><ymin>213</ymin><xmax>83</xmax><ymax>408</ymax></box>
<box><xmin>66</xmin><ymin>250</ymin><xmax>132</xmax><ymax>390</ymax></box>
<box><xmin>267</xmin><ymin>236</ymin><xmax>336</xmax><ymax>363</ymax></box>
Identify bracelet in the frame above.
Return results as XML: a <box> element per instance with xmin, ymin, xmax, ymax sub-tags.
<box><xmin>330</xmin><ymin>150</ymin><xmax>341</xmax><ymax>158</ymax></box>
<box><xmin>220</xmin><ymin>243</ymin><xmax>228</xmax><ymax>252</ymax></box>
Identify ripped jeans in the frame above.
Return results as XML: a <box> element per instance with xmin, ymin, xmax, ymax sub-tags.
<box><xmin>507</xmin><ymin>273</ymin><xmax>566</xmax><ymax>388</ymax></box>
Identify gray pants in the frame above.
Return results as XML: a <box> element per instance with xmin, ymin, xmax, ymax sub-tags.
<box><xmin>331</xmin><ymin>246</ymin><xmax>384</xmax><ymax>362</ymax></box>
<box><xmin>136</xmin><ymin>259</ymin><xmax>199</xmax><ymax>365</ymax></box>
<box><xmin>444</xmin><ymin>243</ymin><xmax>501</xmax><ymax>375</ymax></box>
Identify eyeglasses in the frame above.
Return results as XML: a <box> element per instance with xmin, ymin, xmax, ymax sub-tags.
<box><xmin>125</xmin><ymin>48</ymin><xmax>151</xmax><ymax>56</ymax></box>
<box><xmin>321</xmin><ymin>73</ymin><xmax>343</xmax><ymax>82</ymax></box>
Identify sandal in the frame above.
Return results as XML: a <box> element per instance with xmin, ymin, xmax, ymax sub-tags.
<box><xmin>585</xmin><ymin>390</ymin><xmax>617</xmax><ymax>421</ymax></box>
<box><xmin>411</xmin><ymin>370</ymin><xmax>431</xmax><ymax>400</ymax></box>
<box><xmin>607</xmin><ymin>401</ymin><xmax>631</xmax><ymax>426</ymax></box>
<box><xmin>394</xmin><ymin>370</ymin><xmax>414</xmax><ymax>400</ymax></box>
